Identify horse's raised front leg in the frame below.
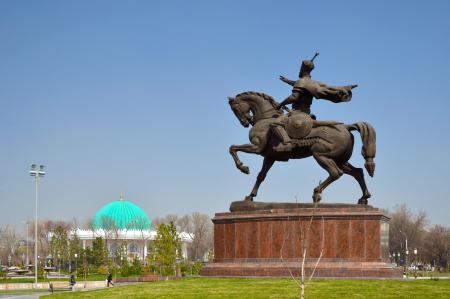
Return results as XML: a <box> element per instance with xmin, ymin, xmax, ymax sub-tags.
<box><xmin>229</xmin><ymin>143</ymin><xmax>261</xmax><ymax>174</ymax></box>
<box><xmin>312</xmin><ymin>154</ymin><xmax>343</xmax><ymax>202</ymax></box>
<box><xmin>245</xmin><ymin>157</ymin><xmax>275</xmax><ymax>201</ymax></box>
<box><xmin>341</xmin><ymin>162</ymin><xmax>371</xmax><ymax>205</ymax></box>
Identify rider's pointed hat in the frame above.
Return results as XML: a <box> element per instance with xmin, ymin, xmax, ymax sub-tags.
<box><xmin>299</xmin><ymin>52</ymin><xmax>319</xmax><ymax>77</ymax></box>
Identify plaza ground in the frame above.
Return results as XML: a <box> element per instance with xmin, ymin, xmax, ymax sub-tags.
<box><xmin>35</xmin><ymin>277</ymin><xmax>450</xmax><ymax>299</ymax></box>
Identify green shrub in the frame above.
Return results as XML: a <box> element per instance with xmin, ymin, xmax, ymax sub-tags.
<box><xmin>97</xmin><ymin>265</ymin><xmax>109</xmax><ymax>275</ymax></box>
<box><xmin>37</xmin><ymin>265</ymin><xmax>45</xmax><ymax>279</ymax></box>
<box><xmin>191</xmin><ymin>261</ymin><xmax>202</xmax><ymax>275</ymax></box>
<box><xmin>179</xmin><ymin>260</ymin><xmax>203</xmax><ymax>276</ymax></box>
<box><xmin>130</xmin><ymin>259</ymin><xmax>143</xmax><ymax>276</ymax></box>
<box><xmin>120</xmin><ymin>260</ymin><xmax>131</xmax><ymax>277</ymax></box>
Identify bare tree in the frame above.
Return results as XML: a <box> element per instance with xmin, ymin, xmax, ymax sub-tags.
<box><xmin>1</xmin><ymin>225</ymin><xmax>20</xmax><ymax>259</ymax></box>
<box><xmin>423</xmin><ymin>225</ymin><xmax>450</xmax><ymax>271</ymax></box>
<box><xmin>99</xmin><ymin>216</ymin><xmax>118</xmax><ymax>250</ymax></box>
<box><xmin>129</xmin><ymin>215</ymin><xmax>151</xmax><ymax>262</ymax></box>
<box><xmin>84</xmin><ymin>218</ymin><xmax>98</xmax><ymax>239</ymax></box>
<box><xmin>177</xmin><ymin>215</ymin><xmax>192</xmax><ymax>233</ymax></box>
<box><xmin>280</xmin><ymin>205</ymin><xmax>325</xmax><ymax>299</ymax></box>
<box><xmin>189</xmin><ymin>212</ymin><xmax>213</xmax><ymax>261</ymax></box>
<box><xmin>152</xmin><ymin>214</ymin><xmax>180</xmax><ymax>230</ymax></box>
<box><xmin>388</xmin><ymin>204</ymin><xmax>427</xmax><ymax>264</ymax></box>
<box><xmin>70</xmin><ymin>217</ymin><xmax>80</xmax><ymax>230</ymax></box>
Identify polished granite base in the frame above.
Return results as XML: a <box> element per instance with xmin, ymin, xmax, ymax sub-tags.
<box><xmin>201</xmin><ymin>203</ymin><xmax>402</xmax><ymax>278</ymax></box>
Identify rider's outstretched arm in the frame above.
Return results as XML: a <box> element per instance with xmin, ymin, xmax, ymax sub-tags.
<box><xmin>279</xmin><ymin>75</ymin><xmax>295</xmax><ymax>86</ymax></box>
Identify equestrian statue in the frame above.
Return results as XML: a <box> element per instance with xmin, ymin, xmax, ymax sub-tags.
<box><xmin>228</xmin><ymin>53</ymin><xmax>376</xmax><ymax>204</ymax></box>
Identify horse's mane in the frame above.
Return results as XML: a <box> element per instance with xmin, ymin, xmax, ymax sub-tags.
<box><xmin>235</xmin><ymin>91</ymin><xmax>279</xmax><ymax>110</ymax></box>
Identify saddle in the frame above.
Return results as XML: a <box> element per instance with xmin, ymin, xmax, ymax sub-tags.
<box><xmin>283</xmin><ymin>111</ymin><xmax>343</xmax><ymax>145</ymax></box>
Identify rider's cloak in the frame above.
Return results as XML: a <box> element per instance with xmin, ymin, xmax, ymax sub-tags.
<box><xmin>293</xmin><ymin>77</ymin><xmax>354</xmax><ymax>103</ymax></box>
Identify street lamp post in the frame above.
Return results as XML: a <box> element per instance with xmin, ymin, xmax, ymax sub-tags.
<box><xmin>58</xmin><ymin>253</ymin><xmax>61</xmax><ymax>278</ymax></box>
<box><xmin>399</xmin><ymin>230</ymin><xmax>408</xmax><ymax>275</ymax></box>
<box><xmin>414</xmin><ymin>248</ymin><xmax>418</xmax><ymax>269</ymax></box>
<box><xmin>30</xmin><ymin>164</ymin><xmax>45</xmax><ymax>287</ymax></box>
<box><xmin>74</xmin><ymin>253</ymin><xmax>78</xmax><ymax>276</ymax></box>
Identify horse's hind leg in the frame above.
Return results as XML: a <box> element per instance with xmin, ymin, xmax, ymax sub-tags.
<box><xmin>341</xmin><ymin>162</ymin><xmax>371</xmax><ymax>205</ymax></box>
<box><xmin>312</xmin><ymin>154</ymin><xmax>343</xmax><ymax>202</ymax></box>
<box><xmin>245</xmin><ymin>157</ymin><xmax>275</xmax><ymax>201</ymax></box>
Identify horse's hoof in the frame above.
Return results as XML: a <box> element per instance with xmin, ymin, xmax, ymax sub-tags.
<box><xmin>312</xmin><ymin>193</ymin><xmax>321</xmax><ymax>203</ymax></box>
<box><xmin>244</xmin><ymin>195</ymin><xmax>253</xmax><ymax>202</ymax></box>
<box><xmin>240</xmin><ymin>165</ymin><xmax>250</xmax><ymax>174</ymax></box>
<box><xmin>358</xmin><ymin>198</ymin><xmax>368</xmax><ymax>205</ymax></box>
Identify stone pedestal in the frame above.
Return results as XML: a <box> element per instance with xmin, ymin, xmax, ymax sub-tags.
<box><xmin>201</xmin><ymin>203</ymin><xmax>402</xmax><ymax>278</ymax></box>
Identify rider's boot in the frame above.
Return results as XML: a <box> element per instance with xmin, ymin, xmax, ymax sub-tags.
<box><xmin>271</xmin><ymin>124</ymin><xmax>294</xmax><ymax>152</ymax></box>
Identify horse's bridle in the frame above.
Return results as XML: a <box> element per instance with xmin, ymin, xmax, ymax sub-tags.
<box><xmin>229</xmin><ymin>99</ymin><xmax>251</xmax><ymax>127</ymax></box>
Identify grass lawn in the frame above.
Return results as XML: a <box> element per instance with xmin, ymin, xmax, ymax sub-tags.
<box><xmin>40</xmin><ymin>277</ymin><xmax>450</xmax><ymax>299</ymax></box>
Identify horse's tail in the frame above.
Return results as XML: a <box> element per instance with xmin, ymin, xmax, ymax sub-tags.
<box><xmin>347</xmin><ymin>122</ymin><xmax>376</xmax><ymax>177</ymax></box>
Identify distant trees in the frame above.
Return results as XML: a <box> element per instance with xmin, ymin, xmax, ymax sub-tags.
<box><xmin>152</xmin><ymin>222</ymin><xmax>181</xmax><ymax>276</ymax></box>
<box><xmin>388</xmin><ymin>204</ymin><xmax>428</xmax><ymax>260</ymax></box>
<box><xmin>388</xmin><ymin>204</ymin><xmax>450</xmax><ymax>271</ymax></box>
<box><xmin>1</xmin><ymin>225</ymin><xmax>20</xmax><ymax>260</ymax></box>
<box><xmin>187</xmin><ymin>212</ymin><xmax>213</xmax><ymax>261</ymax></box>
<box><xmin>28</xmin><ymin>220</ymin><xmax>71</xmax><ymax>263</ymax></box>
<box><xmin>422</xmin><ymin>225</ymin><xmax>450</xmax><ymax>270</ymax></box>
<box><xmin>153</xmin><ymin>212</ymin><xmax>213</xmax><ymax>261</ymax></box>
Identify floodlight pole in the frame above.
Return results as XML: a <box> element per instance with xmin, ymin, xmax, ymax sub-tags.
<box><xmin>30</xmin><ymin>164</ymin><xmax>45</xmax><ymax>287</ymax></box>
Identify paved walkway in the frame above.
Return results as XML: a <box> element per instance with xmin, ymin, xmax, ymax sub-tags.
<box><xmin>0</xmin><ymin>292</ymin><xmax>50</xmax><ymax>299</ymax></box>
<box><xmin>0</xmin><ymin>281</ymin><xmax>143</xmax><ymax>298</ymax></box>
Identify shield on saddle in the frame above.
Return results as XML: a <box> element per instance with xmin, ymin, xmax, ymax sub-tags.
<box><xmin>286</xmin><ymin>111</ymin><xmax>313</xmax><ymax>139</ymax></box>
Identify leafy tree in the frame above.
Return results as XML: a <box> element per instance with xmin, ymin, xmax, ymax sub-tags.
<box><xmin>131</xmin><ymin>258</ymin><xmax>143</xmax><ymax>276</ymax></box>
<box><xmin>69</xmin><ymin>233</ymin><xmax>83</xmax><ymax>271</ymax></box>
<box><xmin>120</xmin><ymin>259</ymin><xmax>131</xmax><ymax>277</ymax></box>
<box><xmin>153</xmin><ymin>222</ymin><xmax>181</xmax><ymax>276</ymax></box>
<box><xmin>118</xmin><ymin>257</ymin><xmax>142</xmax><ymax>277</ymax></box>
<box><xmin>91</xmin><ymin>237</ymin><xmax>109</xmax><ymax>269</ymax></box>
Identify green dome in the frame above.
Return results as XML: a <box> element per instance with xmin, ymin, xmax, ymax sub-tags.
<box><xmin>93</xmin><ymin>198</ymin><xmax>151</xmax><ymax>230</ymax></box>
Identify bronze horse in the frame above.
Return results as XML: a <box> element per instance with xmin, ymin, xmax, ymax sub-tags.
<box><xmin>228</xmin><ymin>91</ymin><xmax>376</xmax><ymax>204</ymax></box>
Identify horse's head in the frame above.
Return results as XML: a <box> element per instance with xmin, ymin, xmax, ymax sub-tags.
<box><xmin>229</xmin><ymin>92</ymin><xmax>283</xmax><ymax>128</ymax></box>
<box><xmin>228</xmin><ymin>97</ymin><xmax>252</xmax><ymax>128</ymax></box>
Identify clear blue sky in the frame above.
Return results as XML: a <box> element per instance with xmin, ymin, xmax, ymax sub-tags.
<box><xmin>1</xmin><ymin>0</ymin><xmax>450</xmax><ymax>230</ymax></box>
